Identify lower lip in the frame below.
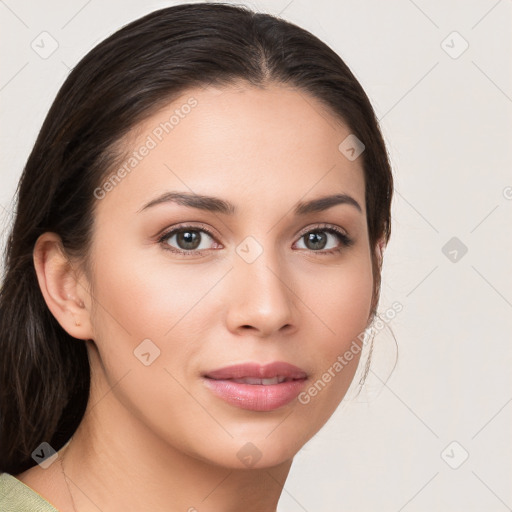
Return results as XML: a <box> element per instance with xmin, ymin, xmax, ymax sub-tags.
<box><xmin>203</xmin><ymin>378</ymin><xmax>307</xmax><ymax>411</ymax></box>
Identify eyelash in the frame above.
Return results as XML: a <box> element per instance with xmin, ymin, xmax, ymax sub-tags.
<box><xmin>157</xmin><ymin>222</ymin><xmax>354</xmax><ymax>256</ymax></box>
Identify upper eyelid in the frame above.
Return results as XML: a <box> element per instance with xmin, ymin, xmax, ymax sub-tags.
<box><xmin>158</xmin><ymin>223</ymin><xmax>217</xmax><ymax>241</ymax></box>
<box><xmin>296</xmin><ymin>223</ymin><xmax>349</xmax><ymax>237</ymax></box>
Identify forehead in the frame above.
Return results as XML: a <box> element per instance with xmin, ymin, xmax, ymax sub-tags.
<box><xmin>96</xmin><ymin>82</ymin><xmax>366</xmax><ymax>218</ymax></box>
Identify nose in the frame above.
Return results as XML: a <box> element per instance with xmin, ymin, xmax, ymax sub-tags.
<box><xmin>224</xmin><ymin>247</ymin><xmax>298</xmax><ymax>338</ymax></box>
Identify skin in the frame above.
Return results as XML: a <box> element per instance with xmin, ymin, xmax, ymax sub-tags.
<box><xmin>17</xmin><ymin>82</ymin><xmax>382</xmax><ymax>512</ymax></box>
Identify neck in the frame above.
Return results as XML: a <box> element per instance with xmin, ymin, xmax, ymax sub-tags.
<box><xmin>61</xmin><ymin>423</ymin><xmax>291</xmax><ymax>512</ymax></box>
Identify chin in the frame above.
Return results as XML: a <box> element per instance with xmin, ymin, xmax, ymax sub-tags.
<box><xmin>189</xmin><ymin>424</ymin><xmax>314</xmax><ymax>470</ymax></box>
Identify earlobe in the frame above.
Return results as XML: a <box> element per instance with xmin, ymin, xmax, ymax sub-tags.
<box><xmin>32</xmin><ymin>232</ymin><xmax>93</xmax><ymax>340</ymax></box>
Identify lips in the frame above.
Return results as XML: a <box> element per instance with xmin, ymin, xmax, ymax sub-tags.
<box><xmin>230</xmin><ymin>376</ymin><xmax>288</xmax><ymax>385</ymax></box>
<box><xmin>203</xmin><ymin>362</ymin><xmax>308</xmax><ymax>411</ymax></box>
<box><xmin>204</xmin><ymin>362</ymin><xmax>307</xmax><ymax>381</ymax></box>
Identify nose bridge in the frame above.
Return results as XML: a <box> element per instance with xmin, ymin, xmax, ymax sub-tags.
<box><xmin>226</xmin><ymin>235</ymin><xmax>297</xmax><ymax>336</ymax></box>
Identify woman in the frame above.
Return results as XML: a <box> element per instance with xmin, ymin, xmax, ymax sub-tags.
<box><xmin>0</xmin><ymin>3</ymin><xmax>393</xmax><ymax>510</ymax></box>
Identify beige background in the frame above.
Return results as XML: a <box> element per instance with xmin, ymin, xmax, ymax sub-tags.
<box><xmin>1</xmin><ymin>1</ymin><xmax>511</xmax><ymax>510</ymax></box>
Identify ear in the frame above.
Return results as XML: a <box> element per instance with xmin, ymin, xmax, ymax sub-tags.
<box><xmin>33</xmin><ymin>232</ymin><xmax>94</xmax><ymax>340</ymax></box>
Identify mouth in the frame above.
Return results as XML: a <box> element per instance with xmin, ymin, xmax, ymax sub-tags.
<box><xmin>202</xmin><ymin>362</ymin><xmax>308</xmax><ymax>411</ymax></box>
<box><xmin>226</xmin><ymin>376</ymin><xmax>295</xmax><ymax>385</ymax></box>
<box><xmin>203</xmin><ymin>361</ymin><xmax>307</xmax><ymax>381</ymax></box>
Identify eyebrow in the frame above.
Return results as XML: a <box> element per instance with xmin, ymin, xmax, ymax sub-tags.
<box><xmin>137</xmin><ymin>191</ymin><xmax>362</xmax><ymax>215</ymax></box>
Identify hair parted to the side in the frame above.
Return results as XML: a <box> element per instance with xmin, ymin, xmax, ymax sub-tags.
<box><xmin>0</xmin><ymin>2</ymin><xmax>393</xmax><ymax>475</ymax></box>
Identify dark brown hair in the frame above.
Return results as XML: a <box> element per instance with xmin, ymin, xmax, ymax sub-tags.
<box><xmin>0</xmin><ymin>2</ymin><xmax>393</xmax><ymax>475</ymax></box>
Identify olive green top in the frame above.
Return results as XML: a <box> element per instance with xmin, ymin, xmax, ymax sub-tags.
<box><xmin>0</xmin><ymin>472</ymin><xmax>59</xmax><ymax>511</ymax></box>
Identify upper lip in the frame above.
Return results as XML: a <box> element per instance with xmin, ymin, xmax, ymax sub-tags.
<box><xmin>204</xmin><ymin>362</ymin><xmax>307</xmax><ymax>380</ymax></box>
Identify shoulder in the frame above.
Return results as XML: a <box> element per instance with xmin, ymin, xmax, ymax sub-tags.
<box><xmin>0</xmin><ymin>472</ymin><xmax>60</xmax><ymax>512</ymax></box>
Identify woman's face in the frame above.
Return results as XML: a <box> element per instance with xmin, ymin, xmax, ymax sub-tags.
<box><xmin>82</xmin><ymin>82</ymin><xmax>374</xmax><ymax>468</ymax></box>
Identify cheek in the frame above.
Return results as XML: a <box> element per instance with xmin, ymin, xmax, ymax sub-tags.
<box><xmin>295</xmin><ymin>253</ymin><xmax>374</xmax><ymax>408</ymax></box>
<box><xmin>87</xmin><ymin>241</ymin><xmax>228</xmax><ymax>376</ymax></box>
<box><xmin>302</xmin><ymin>253</ymin><xmax>374</xmax><ymax>349</ymax></box>
<box><xmin>85</xmin><ymin>247</ymin><xmax>221</xmax><ymax>438</ymax></box>
<box><xmin>91</xmin><ymin>243</ymin><xmax>199</xmax><ymax>333</ymax></box>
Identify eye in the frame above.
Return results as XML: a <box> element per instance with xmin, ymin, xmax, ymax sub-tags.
<box><xmin>294</xmin><ymin>224</ymin><xmax>354</xmax><ymax>254</ymax></box>
<box><xmin>158</xmin><ymin>224</ymin><xmax>220</xmax><ymax>254</ymax></box>
<box><xmin>157</xmin><ymin>223</ymin><xmax>353</xmax><ymax>256</ymax></box>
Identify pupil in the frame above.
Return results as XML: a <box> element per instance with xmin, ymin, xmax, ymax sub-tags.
<box><xmin>306</xmin><ymin>232</ymin><xmax>326</xmax><ymax>250</ymax></box>
<box><xmin>178</xmin><ymin>230</ymin><xmax>200</xmax><ymax>250</ymax></box>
